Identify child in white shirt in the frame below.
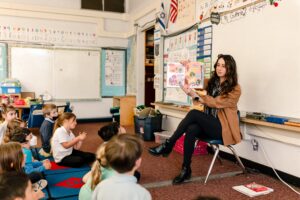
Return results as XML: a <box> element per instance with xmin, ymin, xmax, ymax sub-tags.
<box><xmin>51</xmin><ymin>112</ymin><xmax>95</xmax><ymax>168</ymax></box>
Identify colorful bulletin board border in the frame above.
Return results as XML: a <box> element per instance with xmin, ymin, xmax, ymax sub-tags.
<box><xmin>101</xmin><ymin>48</ymin><xmax>126</xmax><ymax>97</ymax></box>
<box><xmin>0</xmin><ymin>43</ymin><xmax>8</xmax><ymax>83</ymax></box>
<box><xmin>197</xmin><ymin>25</ymin><xmax>213</xmax><ymax>78</ymax></box>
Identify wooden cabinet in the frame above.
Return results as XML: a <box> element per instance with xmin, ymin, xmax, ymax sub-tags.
<box><xmin>113</xmin><ymin>96</ymin><xmax>136</xmax><ymax>126</ymax></box>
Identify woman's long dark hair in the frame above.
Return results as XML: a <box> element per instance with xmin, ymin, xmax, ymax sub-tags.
<box><xmin>206</xmin><ymin>54</ymin><xmax>238</xmax><ymax>95</ymax></box>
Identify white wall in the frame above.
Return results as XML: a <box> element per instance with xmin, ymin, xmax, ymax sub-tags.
<box><xmin>0</xmin><ymin>1</ymin><xmax>129</xmax><ymax>119</ymax></box>
<box><xmin>0</xmin><ymin>0</ymin><xmax>81</xmax><ymax>9</ymax></box>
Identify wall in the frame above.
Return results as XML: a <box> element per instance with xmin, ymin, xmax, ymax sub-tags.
<box><xmin>0</xmin><ymin>0</ymin><xmax>81</xmax><ymax>9</ymax></box>
<box><xmin>0</xmin><ymin>1</ymin><xmax>129</xmax><ymax>119</ymax></box>
<box><xmin>132</xmin><ymin>0</ymin><xmax>300</xmax><ymax>179</ymax></box>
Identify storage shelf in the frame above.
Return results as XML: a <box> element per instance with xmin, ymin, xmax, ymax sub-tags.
<box><xmin>145</xmin><ymin>63</ymin><xmax>154</xmax><ymax>67</ymax></box>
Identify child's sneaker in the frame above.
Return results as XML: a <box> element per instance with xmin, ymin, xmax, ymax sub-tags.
<box><xmin>32</xmin><ymin>179</ymin><xmax>48</xmax><ymax>192</ymax></box>
<box><xmin>39</xmin><ymin>148</ymin><xmax>51</xmax><ymax>157</ymax></box>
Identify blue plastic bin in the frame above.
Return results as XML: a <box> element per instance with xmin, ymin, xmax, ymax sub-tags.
<box><xmin>1</xmin><ymin>86</ymin><xmax>21</xmax><ymax>94</ymax></box>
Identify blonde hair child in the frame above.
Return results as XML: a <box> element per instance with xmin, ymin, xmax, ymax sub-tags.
<box><xmin>0</xmin><ymin>104</ymin><xmax>16</xmax><ymax>144</ymax></box>
<box><xmin>78</xmin><ymin>143</ymin><xmax>114</xmax><ymax>200</ymax></box>
<box><xmin>51</xmin><ymin>112</ymin><xmax>95</xmax><ymax>168</ymax></box>
<box><xmin>92</xmin><ymin>134</ymin><xmax>151</xmax><ymax>200</ymax></box>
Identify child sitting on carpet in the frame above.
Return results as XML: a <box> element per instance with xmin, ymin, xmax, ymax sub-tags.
<box><xmin>39</xmin><ymin>103</ymin><xmax>58</xmax><ymax>157</ymax></box>
<box><xmin>0</xmin><ymin>104</ymin><xmax>17</xmax><ymax>144</ymax></box>
<box><xmin>0</xmin><ymin>172</ymin><xmax>45</xmax><ymax>200</ymax></box>
<box><xmin>92</xmin><ymin>134</ymin><xmax>151</xmax><ymax>200</ymax></box>
<box><xmin>0</xmin><ymin>142</ymin><xmax>48</xmax><ymax>192</ymax></box>
<box><xmin>3</xmin><ymin>118</ymin><xmax>26</xmax><ymax>143</ymax></box>
<box><xmin>51</xmin><ymin>112</ymin><xmax>95</xmax><ymax>168</ymax></box>
<box><xmin>79</xmin><ymin>143</ymin><xmax>113</xmax><ymax>200</ymax></box>
<box><xmin>10</xmin><ymin>128</ymin><xmax>51</xmax><ymax>175</ymax></box>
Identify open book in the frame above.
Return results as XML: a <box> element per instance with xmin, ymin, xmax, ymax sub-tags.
<box><xmin>232</xmin><ymin>182</ymin><xmax>274</xmax><ymax>197</ymax></box>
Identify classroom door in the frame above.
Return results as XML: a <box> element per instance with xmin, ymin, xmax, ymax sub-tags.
<box><xmin>144</xmin><ymin>28</ymin><xmax>155</xmax><ymax>107</ymax></box>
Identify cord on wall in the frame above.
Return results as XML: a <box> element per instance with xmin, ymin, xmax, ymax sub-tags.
<box><xmin>259</xmin><ymin>141</ymin><xmax>300</xmax><ymax>195</ymax></box>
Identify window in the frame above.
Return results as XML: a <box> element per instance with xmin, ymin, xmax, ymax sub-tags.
<box><xmin>81</xmin><ymin>0</ymin><xmax>125</xmax><ymax>13</ymax></box>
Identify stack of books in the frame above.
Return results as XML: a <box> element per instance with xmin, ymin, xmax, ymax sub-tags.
<box><xmin>233</xmin><ymin>182</ymin><xmax>274</xmax><ymax>197</ymax></box>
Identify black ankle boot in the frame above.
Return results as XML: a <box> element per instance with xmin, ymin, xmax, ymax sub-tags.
<box><xmin>172</xmin><ymin>166</ymin><xmax>192</xmax><ymax>185</ymax></box>
<box><xmin>148</xmin><ymin>139</ymin><xmax>173</xmax><ymax>157</ymax></box>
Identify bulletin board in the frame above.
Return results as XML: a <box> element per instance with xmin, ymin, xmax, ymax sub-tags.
<box><xmin>163</xmin><ymin>27</ymin><xmax>202</xmax><ymax>105</ymax></box>
<box><xmin>101</xmin><ymin>49</ymin><xmax>126</xmax><ymax>97</ymax></box>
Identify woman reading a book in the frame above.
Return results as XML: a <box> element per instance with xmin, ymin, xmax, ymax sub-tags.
<box><xmin>148</xmin><ymin>54</ymin><xmax>242</xmax><ymax>184</ymax></box>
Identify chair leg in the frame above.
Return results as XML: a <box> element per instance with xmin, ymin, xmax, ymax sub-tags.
<box><xmin>227</xmin><ymin>145</ymin><xmax>246</xmax><ymax>173</ymax></box>
<box><xmin>210</xmin><ymin>144</ymin><xmax>223</xmax><ymax>165</ymax></box>
<box><xmin>205</xmin><ymin>144</ymin><xmax>220</xmax><ymax>184</ymax></box>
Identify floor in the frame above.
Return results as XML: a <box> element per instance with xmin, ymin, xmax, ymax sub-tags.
<box><xmin>33</xmin><ymin>122</ymin><xmax>300</xmax><ymax>200</ymax></box>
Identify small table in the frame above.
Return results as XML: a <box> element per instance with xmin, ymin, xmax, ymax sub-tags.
<box><xmin>13</xmin><ymin>104</ymin><xmax>30</xmax><ymax>118</ymax></box>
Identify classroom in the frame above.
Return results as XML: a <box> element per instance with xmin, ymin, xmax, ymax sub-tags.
<box><xmin>0</xmin><ymin>0</ymin><xmax>299</xmax><ymax>199</ymax></box>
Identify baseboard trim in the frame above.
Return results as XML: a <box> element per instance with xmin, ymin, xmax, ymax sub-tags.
<box><xmin>216</xmin><ymin>149</ymin><xmax>300</xmax><ymax>187</ymax></box>
<box><xmin>77</xmin><ymin>117</ymin><xmax>112</xmax><ymax>123</ymax></box>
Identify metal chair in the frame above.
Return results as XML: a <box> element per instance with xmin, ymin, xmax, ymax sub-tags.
<box><xmin>199</xmin><ymin>111</ymin><xmax>246</xmax><ymax>184</ymax></box>
<box><xmin>199</xmin><ymin>138</ymin><xmax>246</xmax><ymax>184</ymax></box>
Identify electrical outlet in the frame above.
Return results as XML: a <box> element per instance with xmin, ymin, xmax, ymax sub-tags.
<box><xmin>251</xmin><ymin>139</ymin><xmax>259</xmax><ymax>151</ymax></box>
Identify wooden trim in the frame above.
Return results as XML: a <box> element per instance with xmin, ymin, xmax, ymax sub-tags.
<box><xmin>151</xmin><ymin>102</ymin><xmax>190</xmax><ymax>112</ymax></box>
<box><xmin>241</xmin><ymin>118</ymin><xmax>300</xmax><ymax>133</ymax></box>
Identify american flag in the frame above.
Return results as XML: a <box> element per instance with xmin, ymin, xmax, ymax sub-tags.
<box><xmin>170</xmin><ymin>0</ymin><xmax>178</xmax><ymax>23</ymax></box>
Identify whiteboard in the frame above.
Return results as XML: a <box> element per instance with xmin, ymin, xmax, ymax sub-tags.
<box><xmin>212</xmin><ymin>0</ymin><xmax>300</xmax><ymax>118</ymax></box>
<box><xmin>11</xmin><ymin>47</ymin><xmax>53</xmax><ymax>97</ymax></box>
<box><xmin>10</xmin><ymin>47</ymin><xmax>101</xmax><ymax>100</ymax></box>
<box><xmin>53</xmin><ymin>49</ymin><xmax>100</xmax><ymax>100</ymax></box>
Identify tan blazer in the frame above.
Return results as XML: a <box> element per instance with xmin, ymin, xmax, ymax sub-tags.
<box><xmin>200</xmin><ymin>84</ymin><xmax>242</xmax><ymax>146</ymax></box>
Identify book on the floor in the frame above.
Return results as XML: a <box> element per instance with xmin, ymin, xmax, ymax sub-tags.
<box><xmin>232</xmin><ymin>182</ymin><xmax>274</xmax><ymax>197</ymax></box>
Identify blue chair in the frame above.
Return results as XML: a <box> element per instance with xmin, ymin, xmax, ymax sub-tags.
<box><xmin>27</xmin><ymin>104</ymin><xmax>44</xmax><ymax>128</ymax></box>
<box><xmin>198</xmin><ymin>111</ymin><xmax>246</xmax><ymax>184</ymax></box>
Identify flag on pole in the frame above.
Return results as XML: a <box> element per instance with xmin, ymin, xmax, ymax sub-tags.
<box><xmin>170</xmin><ymin>0</ymin><xmax>178</xmax><ymax>23</ymax></box>
<box><xmin>157</xmin><ymin>0</ymin><xmax>167</xmax><ymax>31</ymax></box>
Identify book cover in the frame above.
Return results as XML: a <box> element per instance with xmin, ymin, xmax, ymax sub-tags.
<box><xmin>233</xmin><ymin>182</ymin><xmax>274</xmax><ymax>197</ymax></box>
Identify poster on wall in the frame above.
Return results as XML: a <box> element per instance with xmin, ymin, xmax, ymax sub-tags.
<box><xmin>101</xmin><ymin>49</ymin><xmax>126</xmax><ymax>97</ymax></box>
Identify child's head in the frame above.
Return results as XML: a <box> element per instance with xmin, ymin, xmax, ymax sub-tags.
<box><xmin>0</xmin><ymin>172</ymin><xmax>37</xmax><ymax>200</ymax></box>
<box><xmin>90</xmin><ymin>144</ymin><xmax>107</xmax><ymax>190</ymax></box>
<box><xmin>0</xmin><ymin>142</ymin><xmax>24</xmax><ymax>173</ymax></box>
<box><xmin>10</xmin><ymin>131</ymin><xmax>30</xmax><ymax>149</ymax></box>
<box><xmin>105</xmin><ymin>134</ymin><xmax>143</xmax><ymax>173</ymax></box>
<box><xmin>0</xmin><ymin>103</ymin><xmax>16</xmax><ymax>123</ymax></box>
<box><xmin>42</xmin><ymin>104</ymin><xmax>58</xmax><ymax>119</ymax></box>
<box><xmin>54</xmin><ymin>112</ymin><xmax>76</xmax><ymax>131</ymax></box>
<box><xmin>4</xmin><ymin>121</ymin><xmax>28</xmax><ymax>143</ymax></box>
<box><xmin>97</xmin><ymin>122</ymin><xmax>119</xmax><ymax>142</ymax></box>
<box><xmin>4</xmin><ymin>126</ymin><xmax>32</xmax><ymax>144</ymax></box>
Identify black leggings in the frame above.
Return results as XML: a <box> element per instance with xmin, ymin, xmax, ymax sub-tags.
<box><xmin>58</xmin><ymin>149</ymin><xmax>95</xmax><ymax>168</ymax></box>
<box><xmin>169</xmin><ymin>109</ymin><xmax>222</xmax><ymax>167</ymax></box>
